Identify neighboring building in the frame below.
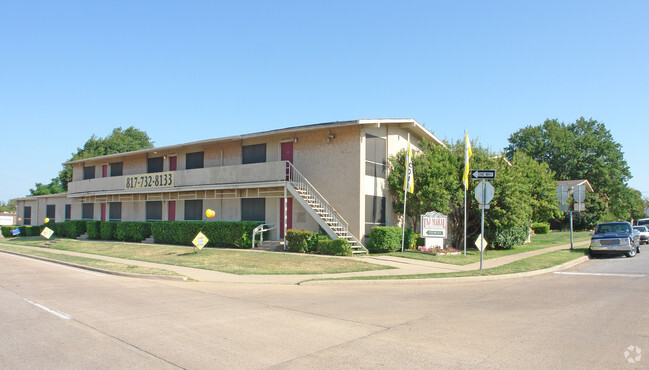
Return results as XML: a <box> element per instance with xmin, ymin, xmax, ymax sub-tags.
<box><xmin>15</xmin><ymin>119</ymin><xmax>444</xmax><ymax>250</ymax></box>
<box><xmin>557</xmin><ymin>179</ymin><xmax>594</xmax><ymax>194</ymax></box>
<box><xmin>0</xmin><ymin>212</ymin><xmax>16</xmax><ymax>226</ymax></box>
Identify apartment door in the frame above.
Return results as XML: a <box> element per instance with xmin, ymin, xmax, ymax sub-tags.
<box><xmin>169</xmin><ymin>156</ymin><xmax>177</xmax><ymax>171</ymax></box>
<box><xmin>168</xmin><ymin>201</ymin><xmax>176</xmax><ymax>221</ymax></box>
<box><xmin>102</xmin><ymin>164</ymin><xmax>108</xmax><ymax>177</ymax></box>
<box><xmin>280</xmin><ymin>141</ymin><xmax>293</xmax><ymax>237</ymax></box>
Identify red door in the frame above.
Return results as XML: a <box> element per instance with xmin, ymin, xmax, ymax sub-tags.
<box><xmin>168</xmin><ymin>201</ymin><xmax>176</xmax><ymax>221</ymax></box>
<box><xmin>101</xmin><ymin>203</ymin><xmax>106</xmax><ymax>221</ymax></box>
<box><xmin>280</xmin><ymin>142</ymin><xmax>294</xmax><ymax>237</ymax></box>
<box><xmin>102</xmin><ymin>164</ymin><xmax>108</xmax><ymax>177</ymax></box>
<box><xmin>169</xmin><ymin>156</ymin><xmax>177</xmax><ymax>171</ymax></box>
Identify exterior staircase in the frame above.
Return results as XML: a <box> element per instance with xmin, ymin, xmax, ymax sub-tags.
<box><xmin>285</xmin><ymin>162</ymin><xmax>367</xmax><ymax>255</ymax></box>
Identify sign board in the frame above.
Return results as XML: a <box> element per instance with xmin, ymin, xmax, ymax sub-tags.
<box><xmin>475</xmin><ymin>234</ymin><xmax>488</xmax><ymax>251</ymax></box>
<box><xmin>192</xmin><ymin>232</ymin><xmax>209</xmax><ymax>250</ymax></box>
<box><xmin>475</xmin><ymin>181</ymin><xmax>495</xmax><ymax>205</ymax></box>
<box><xmin>11</xmin><ymin>228</ymin><xmax>20</xmax><ymax>236</ymax></box>
<box><xmin>559</xmin><ymin>203</ymin><xmax>570</xmax><ymax>212</ymax></box>
<box><xmin>420</xmin><ymin>212</ymin><xmax>447</xmax><ymax>238</ymax></box>
<box><xmin>573</xmin><ymin>185</ymin><xmax>586</xmax><ymax>203</ymax></box>
<box><xmin>556</xmin><ymin>185</ymin><xmax>569</xmax><ymax>203</ymax></box>
<box><xmin>574</xmin><ymin>203</ymin><xmax>586</xmax><ymax>212</ymax></box>
<box><xmin>125</xmin><ymin>171</ymin><xmax>175</xmax><ymax>190</ymax></box>
<box><xmin>470</xmin><ymin>169</ymin><xmax>496</xmax><ymax>180</ymax></box>
<box><xmin>41</xmin><ymin>227</ymin><xmax>54</xmax><ymax>240</ymax></box>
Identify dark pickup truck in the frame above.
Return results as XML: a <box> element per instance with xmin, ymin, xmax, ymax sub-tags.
<box><xmin>589</xmin><ymin>222</ymin><xmax>640</xmax><ymax>258</ymax></box>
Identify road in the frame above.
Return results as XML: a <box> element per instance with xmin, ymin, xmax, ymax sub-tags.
<box><xmin>1</xmin><ymin>251</ymin><xmax>647</xmax><ymax>369</ymax></box>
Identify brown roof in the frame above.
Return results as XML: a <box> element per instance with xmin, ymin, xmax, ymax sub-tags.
<box><xmin>557</xmin><ymin>180</ymin><xmax>594</xmax><ymax>193</ymax></box>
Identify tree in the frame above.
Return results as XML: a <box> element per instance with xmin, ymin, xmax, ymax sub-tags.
<box><xmin>506</xmin><ymin>117</ymin><xmax>636</xmax><ymax>221</ymax></box>
<box><xmin>29</xmin><ymin>126</ymin><xmax>154</xmax><ymax>196</ymax></box>
<box><xmin>0</xmin><ymin>199</ymin><xmax>17</xmax><ymax>213</ymax></box>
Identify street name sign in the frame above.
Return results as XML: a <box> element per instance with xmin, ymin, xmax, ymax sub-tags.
<box><xmin>470</xmin><ymin>169</ymin><xmax>496</xmax><ymax>180</ymax></box>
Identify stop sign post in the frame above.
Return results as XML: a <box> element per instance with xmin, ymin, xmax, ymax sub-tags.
<box><xmin>474</xmin><ymin>177</ymin><xmax>494</xmax><ymax>270</ymax></box>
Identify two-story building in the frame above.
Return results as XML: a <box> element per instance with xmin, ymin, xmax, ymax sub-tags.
<box><xmin>15</xmin><ymin>119</ymin><xmax>444</xmax><ymax>251</ymax></box>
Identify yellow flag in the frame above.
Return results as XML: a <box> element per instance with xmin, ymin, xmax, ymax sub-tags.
<box><xmin>404</xmin><ymin>136</ymin><xmax>414</xmax><ymax>193</ymax></box>
<box><xmin>462</xmin><ymin>131</ymin><xmax>473</xmax><ymax>190</ymax></box>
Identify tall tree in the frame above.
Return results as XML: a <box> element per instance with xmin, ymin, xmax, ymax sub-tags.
<box><xmin>30</xmin><ymin>126</ymin><xmax>154</xmax><ymax>196</ymax></box>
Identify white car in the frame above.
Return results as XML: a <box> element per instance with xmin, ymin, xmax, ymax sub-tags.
<box><xmin>633</xmin><ymin>226</ymin><xmax>649</xmax><ymax>245</ymax></box>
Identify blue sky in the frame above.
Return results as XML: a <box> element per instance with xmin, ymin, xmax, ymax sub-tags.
<box><xmin>1</xmin><ymin>0</ymin><xmax>648</xmax><ymax>203</ymax></box>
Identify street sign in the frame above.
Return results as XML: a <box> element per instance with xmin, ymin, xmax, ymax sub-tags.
<box><xmin>573</xmin><ymin>185</ymin><xmax>586</xmax><ymax>203</ymax></box>
<box><xmin>556</xmin><ymin>185</ymin><xmax>569</xmax><ymax>203</ymax></box>
<box><xmin>574</xmin><ymin>203</ymin><xmax>586</xmax><ymax>212</ymax></box>
<box><xmin>559</xmin><ymin>203</ymin><xmax>570</xmax><ymax>212</ymax></box>
<box><xmin>475</xmin><ymin>181</ymin><xmax>495</xmax><ymax>205</ymax></box>
<box><xmin>475</xmin><ymin>234</ymin><xmax>488</xmax><ymax>251</ymax></box>
<box><xmin>192</xmin><ymin>232</ymin><xmax>209</xmax><ymax>250</ymax></box>
<box><xmin>470</xmin><ymin>169</ymin><xmax>496</xmax><ymax>180</ymax></box>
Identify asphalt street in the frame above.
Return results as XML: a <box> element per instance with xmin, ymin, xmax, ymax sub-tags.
<box><xmin>1</xmin><ymin>251</ymin><xmax>647</xmax><ymax>369</ymax></box>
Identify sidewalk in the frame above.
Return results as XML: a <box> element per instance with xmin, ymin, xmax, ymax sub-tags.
<box><xmin>0</xmin><ymin>240</ymin><xmax>591</xmax><ymax>285</ymax></box>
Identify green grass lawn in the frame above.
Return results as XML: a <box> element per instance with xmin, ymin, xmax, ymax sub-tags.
<box><xmin>385</xmin><ymin>230</ymin><xmax>592</xmax><ymax>265</ymax></box>
<box><xmin>0</xmin><ymin>237</ymin><xmax>393</xmax><ymax>275</ymax></box>
<box><xmin>0</xmin><ymin>243</ymin><xmax>181</xmax><ymax>276</ymax></box>
<box><xmin>306</xmin><ymin>248</ymin><xmax>589</xmax><ymax>282</ymax></box>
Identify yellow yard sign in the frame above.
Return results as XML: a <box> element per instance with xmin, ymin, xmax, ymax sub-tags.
<box><xmin>192</xmin><ymin>232</ymin><xmax>209</xmax><ymax>250</ymax></box>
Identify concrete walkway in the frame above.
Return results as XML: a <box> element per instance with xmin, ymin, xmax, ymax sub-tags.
<box><xmin>0</xmin><ymin>240</ymin><xmax>591</xmax><ymax>285</ymax></box>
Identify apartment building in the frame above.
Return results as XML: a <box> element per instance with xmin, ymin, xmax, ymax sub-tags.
<box><xmin>15</xmin><ymin>119</ymin><xmax>443</xmax><ymax>248</ymax></box>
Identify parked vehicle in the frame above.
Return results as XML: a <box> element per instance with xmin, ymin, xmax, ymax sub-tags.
<box><xmin>637</xmin><ymin>218</ymin><xmax>649</xmax><ymax>228</ymax></box>
<box><xmin>633</xmin><ymin>226</ymin><xmax>649</xmax><ymax>245</ymax></box>
<box><xmin>589</xmin><ymin>222</ymin><xmax>640</xmax><ymax>258</ymax></box>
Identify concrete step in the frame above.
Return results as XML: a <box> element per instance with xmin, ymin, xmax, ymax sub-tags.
<box><xmin>254</xmin><ymin>241</ymin><xmax>285</xmax><ymax>252</ymax></box>
<box><xmin>76</xmin><ymin>233</ymin><xmax>88</xmax><ymax>240</ymax></box>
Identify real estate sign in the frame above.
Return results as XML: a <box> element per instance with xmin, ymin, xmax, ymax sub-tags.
<box><xmin>420</xmin><ymin>211</ymin><xmax>447</xmax><ymax>239</ymax></box>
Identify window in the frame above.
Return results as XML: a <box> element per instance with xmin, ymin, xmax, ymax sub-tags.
<box><xmin>82</xmin><ymin>203</ymin><xmax>94</xmax><ymax>220</ymax></box>
<box><xmin>185</xmin><ymin>200</ymin><xmax>203</xmax><ymax>220</ymax></box>
<box><xmin>241</xmin><ymin>198</ymin><xmax>265</xmax><ymax>221</ymax></box>
<box><xmin>83</xmin><ymin>166</ymin><xmax>96</xmax><ymax>180</ymax></box>
<box><xmin>65</xmin><ymin>204</ymin><xmax>71</xmax><ymax>221</ymax></box>
<box><xmin>242</xmin><ymin>144</ymin><xmax>267</xmax><ymax>164</ymax></box>
<box><xmin>46</xmin><ymin>205</ymin><xmax>55</xmax><ymax>220</ymax></box>
<box><xmin>109</xmin><ymin>202</ymin><xmax>122</xmax><ymax>221</ymax></box>
<box><xmin>186</xmin><ymin>151</ymin><xmax>204</xmax><ymax>170</ymax></box>
<box><xmin>147</xmin><ymin>157</ymin><xmax>164</xmax><ymax>173</ymax></box>
<box><xmin>23</xmin><ymin>206</ymin><xmax>31</xmax><ymax>225</ymax></box>
<box><xmin>146</xmin><ymin>201</ymin><xmax>162</xmax><ymax>221</ymax></box>
<box><xmin>365</xmin><ymin>134</ymin><xmax>387</xmax><ymax>178</ymax></box>
<box><xmin>364</xmin><ymin>195</ymin><xmax>386</xmax><ymax>236</ymax></box>
<box><xmin>110</xmin><ymin>162</ymin><xmax>123</xmax><ymax>177</ymax></box>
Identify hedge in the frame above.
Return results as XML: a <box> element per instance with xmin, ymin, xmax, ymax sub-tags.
<box><xmin>532</xmin><ymin>222</ymin><xmax>550</xmax><ymax>235</ymax></box>
<box><xmin>285</xmin><ymin>229</ymin><xmax>328</xmax><ymax>253</ymax></box>
<box><xmin>486</xmin><ymin>225</ymin><xmax>530</xmax><ymax>249</ymax></box>
<box><xmin>150</xmin><ymin>221</ymin><xmax>262</xmax><ymax>248</ymax></box>
<box><xmin>316</xmin><ymin>238</ymin><xmax>352</xmax><ymax>256</ymax></box>
<box><xmin>366</xmin><ymin>226</ymin><xmax>415</xmax><ymax>253</ymax></box>
<box><xmin>100</xmin><ymin>221</ymin><xmax>118</xmax><ymax>240</ymax></box>
<box><xmin>52</xmin><ymin>220</ymin><xmax>86</xmax><ymax>239</ymax></box>
<box><xmin>115</xmin><ymin>222</ymin><xmax>152</xmax><ymax>242</ymax></box>
<box><xmin>86</xmin><ymin>221</ymin><xmax>102</xmax><ymax>240</ymax></box>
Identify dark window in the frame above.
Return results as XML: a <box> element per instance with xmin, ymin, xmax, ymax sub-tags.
<box><xmin>186</xmin><ymin>151</ymin><xmax>204</xmax><ymax>170</ymax></box>
<box><xmin>65</xmin><ymin>204</ymin><xmax>71</xmax><ymax>221</ymax></box>
<box><xmin>110</xmin><ymin>162</ymin><xmax>123</xmax><ymax>177</ymax></box>
<box><xmin>147</xmin><ymin>157</ymin><xmax>164</xmax><ymax>173</ymax></box>
<box><xmin>109</xmin><ymin>202</ymin><xmax>122</xmax><ymax>221</ymax></box>
<box><xmin>23</xmin><ymin>206</ymin><xmax>31</xmax><ymax>225</ymax></box>
<box><xmin>365</xmin><ymin>134</ymin><xmax>387</xmax><ymax>177</ymax></box>
<box><xmin>364</xmin><ymin>195</ymin><xmax>386</xmax><ymax>236</ymax></box>
<box><xmin>241</xmin><ymin>198</ymin><xmax>265</xmax><ymax>221</ymax></box>
<box><xmin>46</xmin><ymin>205</ymin><xmax>55</xmax><ymax>219</ymax></box>
<box><xmin>242</xmin><ymin>144</ymin><xmax>267</xmax><ymax>164</ymax></box>
<box><xmin>83</xmin><ymin>166</ymin><xmax>96</xmax><ymax>180</ymax></box>
<box><xmin>146</xmin><ymin>201</ymin><xmax>162</xmax><ymax>221</ymax></box>
<box><xmin>82</xmin><ymin>203</ymin><xmax>94</xmax><ymax>220</ymax></box>
<box><xmin>184</xmin><ymin>200</ymin><xmax>203</xmax><ymax>221</ymax></box>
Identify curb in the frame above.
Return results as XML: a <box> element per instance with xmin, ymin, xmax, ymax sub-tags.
<box><xmin>0</xmin><ymin>249</ymin><xmax>189</xmax><ymax>282</ymax></box>
<box><xmin>299</xmin><ymin>256</ymin><xmax>591</xmax><ymax>285</ymax></box>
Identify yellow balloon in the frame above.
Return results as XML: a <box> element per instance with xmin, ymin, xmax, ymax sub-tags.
<box><xmin>44</xmin><ymin>218</ymin><xmax>50</xmax><ymax>223</ymax></box>
<box><xmin>206</xmin><ymin>209</ymin><xmax>215</xmax><ymax>218</ymax></box>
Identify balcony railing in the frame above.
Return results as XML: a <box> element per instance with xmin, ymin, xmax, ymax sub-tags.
<box><xmin>67</xmin><ymin>161</ymin><xmax>288</xmax><ymax>195</ymax></box>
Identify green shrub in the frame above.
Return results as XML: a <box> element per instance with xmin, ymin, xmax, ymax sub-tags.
<box><xmin>150</xmin><ymin>221</ymin><xmax>262</xmax><ymax>248</ymax></box>
<box><xmin>285</xmin><ymin>229</ymin><xmax>329</xmax><ymax>253</ymax></box>
<box><xmin>86</xmin><ymin>221</ymin><xmax>101</xmax><ymax>240</ymax></box>
<box><xmin>367</xmin><ymin>226</ymin><xmax>414</xmax><ymax>253</ymax></box>
<box><xmin>57</xmin><ymin>220</ymin><xmax>86</xmax><ymax>238</ymax></box>
<box><xmin>316</xmin><ymin>238</ymin><xmax>352</xmax><ymax>256</ymax></box>
<box><xmin>487</xmin><ymin>225</ymin><xmax>529</xmax><ymax>249</ymax></box>
<box><xmin>532</xmin><ymin>222</ymin><xmax>550</xmax><ymax>235</ymax></box>
<box><xmin>115</xmin><ymin>222</ymin><xmax>152</xmax><ymax>242</ymax></box>
<box><xmin>100</xmin><ymin>221</ymin><xmax>118</xmax><ymax>240</ymax></box>
<box><xmin>1</xmin><ymin>226</ymin><xmax>19</xmax><ymax>237</ymax></box>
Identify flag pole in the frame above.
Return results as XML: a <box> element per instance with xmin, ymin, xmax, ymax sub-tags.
<box><xmin>401</xmin><ymin>133</ymin><xmax>410</xmax><ymax>253</ymax></box>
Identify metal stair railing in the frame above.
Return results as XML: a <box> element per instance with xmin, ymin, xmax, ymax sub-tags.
<box><xmin>285</xmin><ymin>162</ymin><xmax>365</xmax><ymax>251</ymax></box>
<box><xmin>252</xmin><ymin>223</ymin><xmax>276</xmax><ymax>248</ymax></box>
